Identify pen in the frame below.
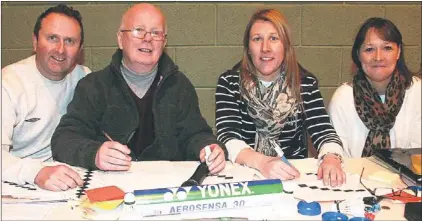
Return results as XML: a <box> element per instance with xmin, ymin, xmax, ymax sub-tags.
<box><xmin>205</xmin><ymin>145</ymin><xmax>212</xmax><ymax>166</ymax></box>
<box><xmin>102</xmin><ymin>130</ymin><xmax>132</xmax><ymax>160</ymax></box>
<box><xmin>280</xmin><ymin>155</ymin><xmax>292</xmax><ymax>166</ymax></box>
<box><xmin>125</xmin><ymin>131</ymin><xmax>135</xmax><ymax>144</ymax></box>
<box><xmin>102</xmin><ymin>131</ymin><xmax>114</xmax><ymax>142</ymax></box>
<box><xmin>2</xmin><ymin>199</ymin><xmax>68</xmax><ymax>204</ymax></box>
<box><xmin>103</xmin><ymin>130</ymin><xmax>135</xmax><ymax>145</ymax></box>
<box><xmin>274</xmin><ymin>146</ymin><xmax>292</xmax><ymax>166</ymax></box>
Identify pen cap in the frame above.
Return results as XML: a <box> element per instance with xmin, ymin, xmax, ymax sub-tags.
<box><xmin>205</xmin><ymin>145</ymin><xmax>212</xmax><ymax>166</ymax></box>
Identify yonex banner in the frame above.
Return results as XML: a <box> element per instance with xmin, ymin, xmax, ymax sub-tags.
<box><xmin>130</xmin><ymin>179</ymin><xmax>285</xmax><ymax>216</ymax></box>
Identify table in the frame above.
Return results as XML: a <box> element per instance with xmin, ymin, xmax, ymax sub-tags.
<box><xmin>1</xmin><ymin>157</ymin><xmax>410</xmax><ymax>220</ymax></box>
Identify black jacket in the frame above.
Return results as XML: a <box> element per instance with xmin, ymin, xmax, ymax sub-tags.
<box><xmin>52</xmin><ymin>49</ymin><xmax>226</xmax><ymax>169</ymax></box>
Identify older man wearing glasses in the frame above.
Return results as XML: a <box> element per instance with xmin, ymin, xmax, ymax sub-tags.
<box><xmin>51</xmin><ymin>3</ymin><xmax>227</xmax><ymax>175</ymax></box>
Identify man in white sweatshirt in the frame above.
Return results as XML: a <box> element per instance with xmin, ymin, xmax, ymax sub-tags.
<box><xmin>1</xmin><ymin>4</ymin><xmax>90</xmax><ymax>191</ymax></box>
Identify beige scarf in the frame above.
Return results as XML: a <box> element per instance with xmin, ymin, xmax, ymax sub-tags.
<box><xmin>240</xmin><ymin>72</ymin><xmax>298</xmax><ymax>156</ymax></box>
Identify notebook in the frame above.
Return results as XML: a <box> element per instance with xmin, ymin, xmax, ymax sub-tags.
<box><xmin>372</xmin><ymin>148</ymin><xmax>422</xmax><ymax>186</ymax></box>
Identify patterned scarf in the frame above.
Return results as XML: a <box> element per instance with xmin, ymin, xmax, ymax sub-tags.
<box><xmin>241</xmin><ymin>72</ymin><xmax>298</xmax><ymax>157</ymax></box>
<box><xmin>353</xmin><ymin>70</ymin><xmax>406</xmax><ymax>157</ymax></box>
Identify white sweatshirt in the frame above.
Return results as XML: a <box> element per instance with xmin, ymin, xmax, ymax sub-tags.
<box><xmin>1</xmin><ymin>55</ymin><xmax>90</xmax><ymax>184</ymax></box>
<box><xmin>328</xmin><ymin>77</ymin><xmax>421</xmax><ymax>158</ymax></box>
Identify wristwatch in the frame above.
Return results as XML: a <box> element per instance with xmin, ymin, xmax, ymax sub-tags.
<box><xmin>317</xmin><ymin>152</ymin><xmax>344</xmax><ymax>167</ymax></box>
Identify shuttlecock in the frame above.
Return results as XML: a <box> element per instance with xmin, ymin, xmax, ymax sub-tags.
<box><xmin>119</xmin><ymin>192</ymin><xmax>139</xmax><ymax>220</ymax></box>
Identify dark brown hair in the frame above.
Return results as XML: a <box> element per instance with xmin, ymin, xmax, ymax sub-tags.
<box><xmin>33</xmin><ymin>4</ymin><xmax>84</xmax><ymax>47</ymax></box>
<box><xmin>352</xmin><ymin>17</ymin><xmax>419</xmax><ymax>88</ymax></box>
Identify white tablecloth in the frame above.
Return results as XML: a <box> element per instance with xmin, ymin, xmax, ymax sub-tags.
<box><xmin>1</xmin><ymin>158</ymin><xmax>409</xmax><ymax>220</ymax></box>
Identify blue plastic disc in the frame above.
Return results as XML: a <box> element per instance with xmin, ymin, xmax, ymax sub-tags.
<box><xmin>321</xmin><ymin>211</ymin><xmax>348</xmax><ymax>221</ymax></box>
<box><xmin>348</xmin><ymin>217</ymin><xmax>371</xmax><ymax>221</ymax></box>
<box><xmin>297</xmin><ymin>200</ymin><xmax>321</xmax><ymax>216</ymax></box>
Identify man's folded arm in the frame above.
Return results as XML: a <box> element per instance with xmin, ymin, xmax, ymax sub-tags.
<box><xmin>2</xmin><ymin>146</ymin><xmax>44</xmax><ymax>185</ymax></box>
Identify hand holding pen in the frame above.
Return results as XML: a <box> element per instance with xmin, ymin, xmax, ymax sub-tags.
<box><xmin>95</xmin><ymin>131</ymin><xmax>132</xmax><ymax>171</ymax></box>
<box><xmin>274</xmin><ymin>146</ymin><xmax>300</xmax><ymax>179</ymax></box>
<box><xmin>258</xmin><ymin>146</ymin><xmax>300</xmax><ymax>180</ymax></box>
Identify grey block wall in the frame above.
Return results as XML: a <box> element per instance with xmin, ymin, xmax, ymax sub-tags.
<box><xmin>2</xmin><ymin>1</ymin><xmax>421</xmax><ymax>131</ymax></box>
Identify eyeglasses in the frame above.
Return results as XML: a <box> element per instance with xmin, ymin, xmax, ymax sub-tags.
<box><xmin>359</xmin><ymin>168</ymin><xmax>420</xmax><ymax>200</ymax></box>
<box><xmin>120</xmin><ymin>27</ymin><xmax>167</xmax><ymax>41</ymax></box>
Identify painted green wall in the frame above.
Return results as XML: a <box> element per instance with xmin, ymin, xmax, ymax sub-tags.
<box><xmin>2</xmin><ymin>1</ymin><xmax>421</xmax><ymax>131</ymax></box>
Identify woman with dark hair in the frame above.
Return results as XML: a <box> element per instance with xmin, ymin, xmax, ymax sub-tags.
<box><xmin>215</xmin><ymin>9</ymin><xmax>345</xmax><ymax>187</ymax></box>
<box><xmin>328</xmin><ymin>17</ymin><xmax>421</xmax><ymax>157</ymax></box>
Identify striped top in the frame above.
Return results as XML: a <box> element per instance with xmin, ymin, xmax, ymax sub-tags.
<box><xmin>215</xmin><ymin>65</ymin><xmax>343</xmax><ymax>161</ymax></box>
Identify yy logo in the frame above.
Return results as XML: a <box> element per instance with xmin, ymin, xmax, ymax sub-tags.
<box><xmin>163</xmin><ymin>186</ymin><xmax>192</xmax><ymax>201</ymax></box>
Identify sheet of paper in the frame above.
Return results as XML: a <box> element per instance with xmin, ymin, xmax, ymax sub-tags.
<box><xmin>85</xmin><ymin>161</ymin><xmax>197</xmax><ymax>192</ymax></box>
<box><xmin>287</xmin><ymin>173</ymin><xmax>372</xmax><ymax>202</ymax></box>
<box><xmin>44</xmin><ymin>203</ymin><xmax>88</xmax><ymax>220</ymax></box>
<box><xmin>82</xmin><ymin>161</ymin><xmax>259</xmax><ymax>193</ymax></box>
<box><xmin>1</xmin><ymin>203</ymin><xmax>62</xmax><ymax>220</ymax></box>
<box><xmin>1</xmin><ymin>165</ymin><xmax>107</xmax><ymax>203</ymax></box>
<box><xmin>290</xmin><ymin>158</ymin><xmax>319</xmax><ymax>173</ymax></box>
<box><xmin>203</xmin><ymin>162</ymin><xmax>259</xmax><ymax>185</ymax></box>
<box><xmin>2</xmin><ymin>181</ymin><xmax>78</xmax><ymax>202</ymax></box>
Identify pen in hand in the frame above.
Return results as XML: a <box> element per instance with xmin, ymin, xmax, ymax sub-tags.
<box><xmin>274</xmin><ymin>146</ymin><xmax>300</xmax><ymax>179</ymax></box>
<box><xmin>274</xmin><ymin>146</ymin><xmax>292</xmax><ymax>166</ymax></box>
<box><xmin>102</xmin><ymin>131</ymin><xmax>114</xmax><ymax>142</ymax></box>
<box><xmin>101</xmin><ymin>130</ymin><xmax>131</xmax><ymax>157</ymax></box>
<box><xmin>103</xmin><ymin>130</ymin><xmax>135</xmax><ymax>144</ymax></box>
<box><xmin>99</xmin><ymin>131</ymin><xmax>132</xmax><ymax>171</ymax></box>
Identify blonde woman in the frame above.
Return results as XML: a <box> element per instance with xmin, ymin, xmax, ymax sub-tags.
<box><xmin>215</xmin><ymin>9</ymin><xmax>345</xmax><ymax>187</ymax></box>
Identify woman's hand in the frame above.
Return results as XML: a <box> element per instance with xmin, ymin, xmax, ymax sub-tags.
<box><xmin>258</xmin><ymin>156</ymin><xmax>300</xmax><ymax>180</ymax></box>
<box><xmin>317</xmin><ymin>153</ymin><xmax>346</xmax><ymax>187</ymax></box>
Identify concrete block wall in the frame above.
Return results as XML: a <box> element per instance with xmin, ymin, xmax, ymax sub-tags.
<box><xmin>2</xmin><ymin>1</ymin><xmax>421</xmax><ymax>131</ymax></box>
